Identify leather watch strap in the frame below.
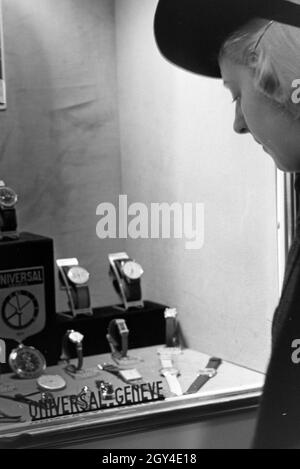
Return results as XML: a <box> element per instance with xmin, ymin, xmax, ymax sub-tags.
<box><xmin>164</xmin><ymin>308</ymin><xmax>179</xmax><ymax>347</ymax></box>
<box><xmin>70</xmin><ymin>285</ymin><xmax>91</xmax><ymax>310</ymax></box>
<box><xmin>0</xmin><ymin>208</ymin><xmax>17</xmax><ymax>232</ymax></box>
<box><xmin>123</xmin><ymin>279</ymin><xmax>142</xmax><ymax>302</ymax></box>
<box><xmin>185</xmin><ymin>357</ymin><xmax>222</xmax><ymax>394</ymax></box>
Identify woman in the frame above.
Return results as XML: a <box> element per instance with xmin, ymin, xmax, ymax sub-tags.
<box><xmin>154</xmin><ymin>0</ymin><xmax>300</xmax><ymax>448</ymax></box>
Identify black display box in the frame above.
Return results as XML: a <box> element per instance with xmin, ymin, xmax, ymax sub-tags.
<box><xmin>48</xmin><ymin>300</ymin><xmax>168</xmax><ymax>365</ymax></box>
<box><xmin>2</xmin><ymin>299</ymin><xmax>168</xmax><ymax>370</ymax></box>
<box><xmin>0</xmin><ymin>232</ymin><xmax>56</xmax><ymax>372</ymax></box>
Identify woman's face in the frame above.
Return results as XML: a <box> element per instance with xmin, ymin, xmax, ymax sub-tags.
<box><xmin>219</xmin><ymin>56</ymin><xmax>300</xmax><ymax>172</ymax></box>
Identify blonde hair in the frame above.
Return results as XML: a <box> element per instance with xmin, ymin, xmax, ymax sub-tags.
<box><xmin>219</xmin><ymin>4</ymin><xmax>300</xmax><ymax>120</ymax></box>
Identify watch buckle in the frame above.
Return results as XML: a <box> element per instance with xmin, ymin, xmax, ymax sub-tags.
<box><xmin>198</xmin><ymin>368</ymin><xmax>217</xmax><ymax>378</ymax></box>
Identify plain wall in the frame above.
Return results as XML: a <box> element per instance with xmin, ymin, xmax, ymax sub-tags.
<box><xmin>115</xmin><ymin>0</ymin><xmax>279</xmax><ymax>372</ymax></box>
<box><xmin>0</xmin><ymin>0</ymin><xmax>125</xmax><ymax>311</ymax></box>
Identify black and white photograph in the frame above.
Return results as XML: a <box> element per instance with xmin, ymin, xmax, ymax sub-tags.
<box><xmin>0</xmin><ymin>0</ymin><xmax>300</xmax><ymax>453</ymax></box>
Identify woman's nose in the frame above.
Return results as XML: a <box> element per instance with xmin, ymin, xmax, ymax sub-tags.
<box><xmin>233</xmin><ymin>104</ymin><xmax>249</xmax><ymax>134</ymax></box>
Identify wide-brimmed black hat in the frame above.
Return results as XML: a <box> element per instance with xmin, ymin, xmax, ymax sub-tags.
<box><xmin>154</xmin><ymin>0</ymin><xmax>300</xmax><ymax>78</ymax></box>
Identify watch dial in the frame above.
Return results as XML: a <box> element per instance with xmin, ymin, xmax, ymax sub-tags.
<box><xmin>68</xmin><ymin>331</ymin><xmax>84</xmax><ymax>344</ymax></box>
<box><xmin>67</xmin><ymin>266</ymin><xmax>90</xmax><ymax>285</ymax></box>
<box><xmin>9</xmin><ymin>345</ymin><xmax>46</xmax><ymax>379</ymax></box>
<box><xmin>122</xmin><ymin>261</ymin><xmax>143</xmax><ymax>280</ymax></box>
<box><xmin>0</xmin><ymin>187</ymin><xmax>18</xmax><ymax>208</ymax></box>
<box><xmin>37</xmin><ymin>374</ymin><xmax>66</xmax><ymax>391</ymax></box>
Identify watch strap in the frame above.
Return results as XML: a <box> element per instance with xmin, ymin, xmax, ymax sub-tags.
<box><xmin>185</xmin><ymin>357</ymin><xmax>222</xmax><ymax>394</ymax></box>
<box><xmin>70</xmin><ymin>284</ymin><xmax>91</xmax><ymax>310</ymax></box>
<box><xmin>162</xmin><ymin>371</ymin><xmax>183</xmax><ymax>396</ymax></box>
<box><xmin>164</xmin><ymin>308</ymin><xmax>179</xmax><ymax>347</ymax></box>
<box><xmin>0</xmin><ymin>208</ymin><xmax>17</xmax><ymax>234</ymax></box>
<box><xmin>122</xmin><ymin>278</ymin><xmax>142</xmax><ymax>302</ymax></box>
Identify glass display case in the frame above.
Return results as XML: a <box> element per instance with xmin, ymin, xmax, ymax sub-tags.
<box><xmin>0</xmin><ymin>344</ymin><xmax>264</xmax><ymax>449</ymax></box>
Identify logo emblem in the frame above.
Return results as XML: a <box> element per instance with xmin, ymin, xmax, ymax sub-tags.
<box><xmin>0</xmin><ymin>267</ymin><xmax>46</xmax><ymax>341</ymax></box>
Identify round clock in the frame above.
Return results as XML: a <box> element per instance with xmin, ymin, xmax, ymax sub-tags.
<box><xmin>9</xmin><ymin>344</ymin><xmax>46</xmax><ymax>379</ymax></box>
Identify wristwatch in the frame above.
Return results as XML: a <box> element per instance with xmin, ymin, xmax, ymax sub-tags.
<box><xmin>98</xmin><ymin>363</ymin><xmax>142</xmax><ymax>385</ymax></box>
<box><xmin>159</xmin><ymin>354</ymin><xmax>183</xmax><ymax>396</ymax></box>
<box><xmin>56</xmin><ymin>258</ymin><xmax>92</xmax><ymax>317</ymax></box>
<box><xmin>185</xmin><ymin>357</ymin><xmax>222</xmax><ymax>394</ymax></box>
<box><xmin>164</xmin><ymin>308</ymin><xmax>180</xmax><ymax>348</ymax></box>
<box><xmin>8</xmin><ymin>344</ymin><xmax>46</xmax><ymax>379</ymax></box>
<box><xmin>106</xmin><ymin>318</ymin><xmax>129</xmax><ymax>358</ymax></box>
<box><xmin>108</xmin><ymin>252</ymin><xmax>144</xmax><ymax>309</ymax></box>
<box><xmin>66</xmin><ymin>265</ymin><xmax>90</xmax><ymax>309</ymax></box>
<box><xmin>0</xmin><ymin>180</ymin><xmax>18</xmax><ymax>239</ymax></box>
<box><xmin>60</xmin><ymin>329</ymin><xmax>84</xmax><ymax>371</ymax></box>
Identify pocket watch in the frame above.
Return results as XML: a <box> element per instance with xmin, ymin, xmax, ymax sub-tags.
<box><xmin>0</xmin><ymin>181</ymin><xmax>18</xmax><ymax>209</ymax></box>
<box><xmin>9</xmin><ymin>344</ymin><xmax>46</xmax><ymax>379</ymax></box>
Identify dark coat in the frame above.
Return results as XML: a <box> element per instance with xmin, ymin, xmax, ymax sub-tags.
<box><xmin>253</xmin><ymin>175</ymin><xmax>300</xmax><ymax>448</ymax></box>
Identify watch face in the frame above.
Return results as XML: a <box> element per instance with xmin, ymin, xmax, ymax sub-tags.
<box><xmin>122</xmin><ymin>261</ymin><xmax>143</xmax><ymax>280</ymax></box>
<box><xmin>0</xmin><ymin>186</ymin><xmax>18</xmax><ymax>208</ymax></box>
<box><xmin>67</xmin><ymin>266</ymin><xmax>90</xmax><ymax>285</ymax></box>
<box><xmin>9</xmin><ymin>345</ymin><xmax>46</xmax><ymax>379</ymax></box>
<box><xmin>37</xmin><ymin>374</ymin><xmax>66</xmax><ymax>391</ymax></box>
<box><xmin>68</xmin><ymin>330</ymin><xmax>84</xmax><ymax>344</ymax></box>
<box><xmin>116</xmin><ymin>319</ymin><xmax>129</xmax><ymax>334</ymax></box>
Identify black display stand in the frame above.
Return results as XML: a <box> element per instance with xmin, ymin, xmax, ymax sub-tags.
<box><xmin>51</xmin><ymin>300</ymin><xmax>167</xmax><ymax>365</ymax></box>
<box><xmin>1</xmin><ymin>301</ymin><xmax>168</xmax><ymax>370</ymax></box>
